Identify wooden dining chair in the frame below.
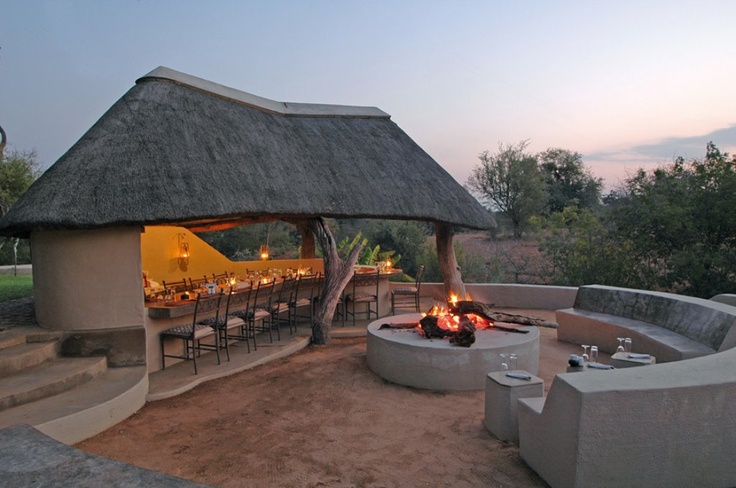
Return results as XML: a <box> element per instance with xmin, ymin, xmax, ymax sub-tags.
<box><xmin>212</xmin><ymin>271</ymin><xmax>230</xmax><ymax>284</ymax></box>
<box><xmin>162</xmin><ymin>278</ymin><xmax>188</xmax><ymax>293</ymax></box>
<box><xmin>159</xmin><ymin>292</ymin><xmax>223</xmax><ymax>374</ymax></box>
<box><xmin>188</xmin><ymin>276</ymin><xmax>209</xmax><ymax>291</ymax></box>
<box><xmin>345</xmin><ymin>269</ymin><xmax>380</xmax><ymax>326</ymax></box>
<box><xmin>391</xmin><ymin>264</ymin><xmax>425</xmax><ymax>314</ymax></box>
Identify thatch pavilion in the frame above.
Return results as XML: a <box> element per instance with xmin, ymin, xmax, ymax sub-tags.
<box><xmin>0</xmin><ymin>66</ymin><xmax>493</xmax><ymax>373</ymax></box>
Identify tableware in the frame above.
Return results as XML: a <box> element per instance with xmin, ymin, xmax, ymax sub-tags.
<box><xmin>500</xmin><ymin>353</ymin><xmax>508</xmax><ymax>371</ymax></box>
<box><xmin>624</xmin><ymin>338</ymin><xmax>632</xmax><ymax>352</ymax></box>
<box><xmin>509</xmin><ymin>353</ymin><xmax>518</xmax><ymax>370</ymax></box>
<box><xmin>590</xmin><ymin>345</ymin><xmax>598</xmax><ymax>363</ymax></box>
<box><xmin>616</xmin><ymin>337</ymin><xmax>625</xmax><ymax>353</ymax></box>
<box><xmin>581</xmin><ymin>344</ymin><xmax>590</xmax><ymax>363</ymax></box>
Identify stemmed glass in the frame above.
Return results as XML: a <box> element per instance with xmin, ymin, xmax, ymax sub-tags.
<box><xmin>581</xmin><ymin>344</ymin><xmax>590</xmax><ymax>363</ymax></box>
<box><xmin>616</xmin><ymin>337</ymin><xmax>625</xmax><ymax>353</ymax></box>
<box><xmin>590</xmin><ymin>345</ymin><xmax>599</xmax><ymax>364</ymax></box>
<box><xmin>509</xmin><ymin>353</ymin><xmax>518</xmax><ymax>370</ymax></box>
<box><xmin>500</xmin><ymin>353</ymin><xmax>509</xmax><ymax>370</ymax></box>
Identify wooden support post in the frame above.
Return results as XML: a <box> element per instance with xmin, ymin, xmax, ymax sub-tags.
<box><xmin>296</xmin><ymin>221</ymin><xmax>316</xmax><ymax>259</ymax></box>
<box><xmin>308</xmin><ymin>218</ymin><xmax>363</xmax><ymax>345</ymax></box>
<box><xmin>436</xmin><ymin>222</ymin><xmax>466</xmax><ymax>300</ymax></box>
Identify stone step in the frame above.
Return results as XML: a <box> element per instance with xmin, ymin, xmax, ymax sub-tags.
<box><xmin>0</xmin><ymin>341</ymin><xmax>59</xmax><ymax>376</ymax></box>
<box><xmin>0</xmin><ymin>332</ymin><xmax>28</xmax><ymax>351</ymax></box>
<box><xmin>0</xmin><ymin>356</ymin><xmax>107</xmax><ymax>412</ymax></box>
<box><xmin>0</xmin><ymin>365</ymin><xmax>148</xmax><ymax>445</ymax></box>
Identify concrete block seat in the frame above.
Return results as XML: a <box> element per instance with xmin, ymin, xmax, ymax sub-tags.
<box><xmin>556</xmin><ymin>285</ymin><xmax>736</xmax><ymax>362</ymax></box>
<box><xmin>518</xmin><ymin>285</ymin><xmax>736</xmax><ymax>488</ymax></box>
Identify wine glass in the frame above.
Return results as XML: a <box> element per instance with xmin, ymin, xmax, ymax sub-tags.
<box><xmin>590</xmin><ymin>345</ymin><xmax>599</xmax><ymax>364</ymax></box>
<box><xmin>509</xmin><ymin>353</ymin><xmax>518</xmax><ymax>370</ymax></box>
<box><xmin>500</xmin><ymin>353</ymin><xmax>509</xmax><ymax>371</ymax></box>
<box><xmin>581</xmin><ymin>344</ymin><xmax>590</xmax><ymax>363</ymax></box>
<box><xmin>616</xmin><ymin>337</ymin><xmax>625</xmax><ymax>353</ymax></box>
<box><xmin>624</xmin><ymin>338</ymin><xmax>632</xmax><ymax>353</ymax></box>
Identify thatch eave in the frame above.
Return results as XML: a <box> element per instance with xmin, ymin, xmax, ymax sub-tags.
<box><xmin>0</xmin><ymin>67</ymin><xmax>495</xmax><ymax>238</ymax></box>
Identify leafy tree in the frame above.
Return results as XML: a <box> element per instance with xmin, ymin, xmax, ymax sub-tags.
<box><xmin>365</xmin><ymin>220</ymin><xmax>427</xmax><ymax>276</ymax></box>
<box><xmin>533</xmin><ymin>207</ymin><xmax>641</xmax><ymax>287</ymax></box>
<box><xmin>538</xmin><ymin>148</ymin><xmax>603</xmax><ymax>213</ymax></box>
<box><xmin>608</xmin><ymin>142</ymin><xmax>736</xmax><ymax>297</ymax></box>
<box><xmin>466</xmin><ymin>141</ymin><xmax>547</xmax><ymax>238</ymax></box>
<box><xmin>0</xmin><ymin>148</ymin><xmax>41</xmax><ymax>267</ymax></box>
<box><xmin>198</xmin><ymin>221</ymin><xmax>300</xmax><ymax>261</ymax></box>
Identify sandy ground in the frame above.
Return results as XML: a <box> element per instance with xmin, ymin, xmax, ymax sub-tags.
<box><xmin>77</xmin><ymin>313</ymin><xmax>582</xmax><ymax>488</ymax></box>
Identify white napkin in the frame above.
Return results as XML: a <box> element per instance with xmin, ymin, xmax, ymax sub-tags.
<box><xmin>627</xmin><ymin>353</ymin><xmax>651</xmax><ymax>359</ymax></box>
<box><xmin>506</xmin><ymin>372</ymin><xmax>532</xmax><ymax>380</ymax></box>
<box><xmin>588</xmin><ymin>362</ymin><xmax>614</xmax><ymax>370</ymax></box>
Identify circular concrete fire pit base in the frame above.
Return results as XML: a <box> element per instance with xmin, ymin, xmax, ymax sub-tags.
<box><xmin>366</xmin><ymin>313</ymin><xmax>540</xmax><ymax>391</ymax></box>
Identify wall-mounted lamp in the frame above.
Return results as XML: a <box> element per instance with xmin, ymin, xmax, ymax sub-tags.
<box><xmin>259</xmin><ymin>244</ymin><xmax>270</xmax><ymax>261</ymax></box>
<box><xmin>178</xmin><ymin>233</ymin><xmax>190</xmax><ymax>267</ymax></box>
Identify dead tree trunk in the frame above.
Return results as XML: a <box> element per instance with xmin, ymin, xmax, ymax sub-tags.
<box><xmin>309</xmin><ymin>218</ymin><xmax>363</xmax><ymax>345</ymax></box>
<box><xmin>0</xmin><ymin>124</ymin><xmax>6</xmax><ymax>159</ymax></box>
<box><xmin>436</xmin><ymin>223</ymin><xmax>466</xmax><ymax>300</ymax></box>
<box><xmin>12</xmin><ymin>238</ymin><xmax>18</xmax><ymax>276</ymax></box>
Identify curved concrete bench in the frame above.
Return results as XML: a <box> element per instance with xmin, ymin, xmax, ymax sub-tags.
<box><xmin>518</xmin><ymin>285</ymin><xmax>736</xmax><ymax>488</ymax></box>
<box><xmin>556</xmin><ymin>285</ymin><xmax>736</xmax><ymax>361</ymax></box>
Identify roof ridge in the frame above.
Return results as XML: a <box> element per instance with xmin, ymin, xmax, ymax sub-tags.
<box><xmin>137</xmin><ymin>66</ymin><xmax>390</xmax><ymax>119</ymax></box>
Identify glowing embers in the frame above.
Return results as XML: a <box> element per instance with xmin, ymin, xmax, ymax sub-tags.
<box><xmin>418</xmin><ymin>293</ymin><xmax>492</xmax><ymax>347</ymax></box>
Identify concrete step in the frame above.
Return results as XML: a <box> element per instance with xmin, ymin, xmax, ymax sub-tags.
<box><xmin>0</xmin><ymin>365</ymin><xmax>148</xmax><ymax>445</ymax></box>
<box><xmin>0</xmin><ymin>341</ymin><xmax>59</xmax><ymax>375</ymax></box>
<box><xmin>0</xmin><ymin>356</ymin><xmax>107</xmax><ymax>411</ymax></box>
<box><xmin>0</xmin><ymin>332</ymin><xmax>28</xmax><ymax>350</ymax></box>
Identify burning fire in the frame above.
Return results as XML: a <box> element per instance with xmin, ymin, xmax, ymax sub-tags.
<box><xmin>421</xmin><ymin>292</ymin><xmax>493</xmax><ymax>332</ymax></box>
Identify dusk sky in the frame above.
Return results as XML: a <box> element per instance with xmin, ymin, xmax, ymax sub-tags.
<box><xmin>2</xmin><ymin>1</ymin><xmax>736</xmax><ymax>192</ymax></box>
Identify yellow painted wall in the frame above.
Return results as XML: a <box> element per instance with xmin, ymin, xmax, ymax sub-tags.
<box><xmin>141</xmin><ymin>226</ymin><xmax>323</xmax><ymax>285</ymax></box>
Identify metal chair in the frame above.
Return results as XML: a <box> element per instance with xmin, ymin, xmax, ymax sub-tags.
<box><xmin>289</xmin><ymin>273</ymin><xmax>320</xmax><ymax>331</ymax></box>
<box><xmin>214</xmin><ymin>287</ymin><xmax>251</xmax><ymax>360</ymax></box>
<box><xmin>252</xmin><ymin>280</ymin><xmax>279</xmax><ymax>342</ymax></box>
<box><xmin>391</xmin><ymin>264</ymin><xmax>425</xmax><ymax>314</ymax></box>
<box><xmin>345</xmin><ymin>269</ymin><xmax>380</xmax><ymax>326</ymax></box>
<box><xmin>159</xmin><ymin>292</ymin><xmax>223</xmax><ymax>374</ymax></box>
<box><xmin>268</xmin><ymin>276</ymin><xmax>295</xmax><ymax>334</ymax></box>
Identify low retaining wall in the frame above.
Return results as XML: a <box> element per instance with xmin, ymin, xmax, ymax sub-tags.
<box><xmin>417</xmin><ymin>283</ymin><xmax>577</xmax><ymax>310</ymax></box>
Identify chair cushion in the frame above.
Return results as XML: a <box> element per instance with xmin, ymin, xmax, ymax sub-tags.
<box><xmin>162</xmin><ymin>323</ymin><xmax>215</xmax><ymax>340</ymax></box>
<box><xmin>226</xmin><ymin>316</ymin><xmax>245</xmax><ymax>328</ymax></box>
<box><xmin>253</xmin><ymin>310</ymin><xmax>271</xmax><ymax>321</ymax></box>
<box><xmin>230</xmin><ymin>310</ymin><xmax>253</xmax><ymax>320</ymax></box>
<box><xmin>161</xmin><ymin>324</ymin><xmax>193</xmax><ymax>338</ymax></box>
<box><xmin>347</xmin><ymin>293</ymin><xmax>377</xmax><ymax>302</ymax></box>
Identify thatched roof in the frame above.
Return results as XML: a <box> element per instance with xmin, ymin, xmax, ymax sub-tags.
<box><xmin>0</xmin><ymin>67</ymin><xmax>494</xmax><ymax>237</ymax></box>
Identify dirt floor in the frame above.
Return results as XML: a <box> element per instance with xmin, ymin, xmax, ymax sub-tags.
<box><xmin>77</xmin><ymin>312</ymin><xmax>584</xmax><ymax>488</ymax></box>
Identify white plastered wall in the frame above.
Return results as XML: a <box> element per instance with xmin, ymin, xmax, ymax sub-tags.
<box><xmin>31</xmin><ymin>227</ymin><xmax>145</xmax><ymax>331</ymax></box>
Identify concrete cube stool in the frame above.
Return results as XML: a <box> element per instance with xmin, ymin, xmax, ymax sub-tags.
<box><xmin>484</xmin><ymin>371</ymin><xmax>544</xmax><ymax>442</ymax></box>
<box><xmin>611</xmin><ymin>351</ymin><xmax>656</xmax><ymax>368</ymax></box>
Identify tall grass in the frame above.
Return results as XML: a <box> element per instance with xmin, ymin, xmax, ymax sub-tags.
<box><xmin>0</xmin><ymin>275</ymin><xmax>33</xmax><ymax>303</ymax></box>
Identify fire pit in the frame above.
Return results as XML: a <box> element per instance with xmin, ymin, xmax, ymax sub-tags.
<box><xmin>366</xmin><ymin>313</ymin><xmax>540</xmax><ymax>391</ymax></box>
